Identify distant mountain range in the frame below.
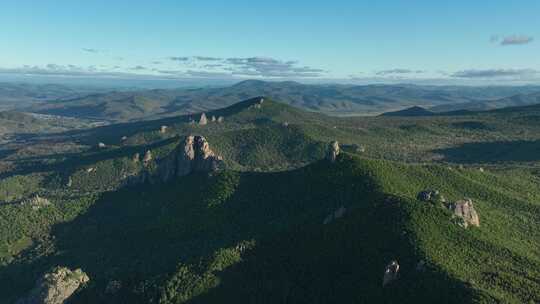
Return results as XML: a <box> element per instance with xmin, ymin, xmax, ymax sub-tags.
<box><xmin>0</xmin><ymin>82</ymin><xmax>112</xmax><ymax>111</ymax></box>
<box><xmin>2</xmin><ymin>80</ymin><xmax>540</xmax><ymax>121</ymax></box>
<box><xmin>430</xmin><ymin>91</ymin><xmax>540</xmax><ymax>112</ymax></box>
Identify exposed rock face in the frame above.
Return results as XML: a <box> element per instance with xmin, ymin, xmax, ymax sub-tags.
<box><xmin>417</xmin><ymin>189</ymin><xmax>446</xmax><ymax>203</ymax></box>
<box><xmin>449</xmin><ymin>199</ymin><xmax>480</xmax><ymax>228</ymax></box>
<box><xmin>16</xmin><ymin>267</ymin><xmax>89</xmax><ymax>304</ymax></box>
<box><xmin>382</xmin><ymin>260</ymin><xmax>400</xmax><ymax>287</ymax></box>
<box><xmin>323</xmin><ymin>206</ymin><xmax>346</xmax><ymax>224</ymax></box>
<box><xmin>199</xmin><ymin>113</ymin><xmax>208</xmax><ymax>125</ymax></box>
<box><xmin>143</xmin><ymin>150</ymin><xmax>153</xmax><ymax>166</ymax></box>
<box><xmin>22</xmin><ymin>194</ymin><xmax>51</xmax><ymax>210</ymax></box>
<box><xmin>175</xmin><ymin>135</ymin><xmax>223</xmax><ymax>177</ymax></box>
<box><xmin>160</xmin><ymin>125</ymin><xmax>168</xmax><ymax>133</ymax></box>
<box><xmin>326</xmin><ymin>141</ymin><xmax>340</xmax><ymax>162</ymax></box>
<box><xmin>153</xmin><ymin>135</ymin><xmax>223</xmax><ymax>183</ymax></box>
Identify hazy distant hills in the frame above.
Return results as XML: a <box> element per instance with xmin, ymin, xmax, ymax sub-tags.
<box><xmin>2</xmin><ymin>80</ymin><xmax>540</xmax><ymax>121</ymax></box>
<box><xmin>380</xmin><ymin>106</ymin><xmax>435</xmax><ymax>117</ymax></box>
<box><xmin>0</xmin><ymin>82</ymin><xmax>111</xmax><ymax>112</ymax></box>
<box><xmin>430</xmin><ymin>91</ymin><xmax>540</xmax><ymax>112</ymax></box>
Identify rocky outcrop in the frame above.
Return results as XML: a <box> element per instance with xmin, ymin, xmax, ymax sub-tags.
<box><xmin>132</xmin><ymin>153</ymin><xmax>140</xmax><ymax>163</ymax></box>
<box><xmin>16</xmin><ymin>267</ymin><xmax>89</xmax><ymax>304</ymax></box>
<box><xmin>128</xmin><ymin>136</ymin><xmax>223</xmax><ymax>185</ymax></box>
<box><xmin>143</xmin><ymin>150</ymin><xmax>153</xmax><ymax>166</ymax></box>
<box><xmin>382</xmin><ymin>260</ymin><xmax>400</xmax><ymax>287</ymax></box>
<box><xmin>160</xmin><ymin>125</ymin><xmax>168</xmax><ymax>133</ymax></box>
<box><xmin>154</xmin><ymin>135</ymin><xmax>223</xmax><ymax>182</ymax></box>
<box><xmin>199</xmin><ymin>113</ymin><xmax>208</xmax><ymax>125</ymax></box>
<box><xmin>22</xmin><ymin>194</ymin><xmax>51</xmax><ymax>210</ymax></box>
<box><xmin>175</xmin><ymin>135</ymin><xmax>223</xmax><ymax>177</ymax></box>
<box><xmin>449</xmin><ymin>199</ymin><xmax>480</xmax><ymax>228</ymax></box>
<box><xmin>417</xmin><ymin>189</ymin><xmax>446</xmax><ymax>204</ymax></box>
<box><xmin>326</xmin><ymin>141</ymin><xmax>340</xmax><ymax>162</ymax></box>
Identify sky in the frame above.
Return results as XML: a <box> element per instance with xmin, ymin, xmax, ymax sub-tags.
<box><xmin>0</xmin><ymin>0</ymin><xmax>539</xmax><ymax>86</ymax></box>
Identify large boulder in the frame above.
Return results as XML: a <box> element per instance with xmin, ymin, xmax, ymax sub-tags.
<box><xmin>199</xmin><ymin>113</ymin><xmax>208</xmax><ymax>125</ymax></box>
<box><xmin>143</xmin><ymin>150</ymin><xmax>153</xmax><ymax>167</ymax></box>
<box><xmin>382</xmin><ymin>260</ymin><xmax>400</xmax><ymax>287</ymax></box>
<box><xmin>16</xmin><ymin>267</ymin><xmax>89</xmax><ymax>304</ymax></box>
<box><xmin>449</xmin><ymin>199</ymin><xmax>480</xmax><ymax>228</ymax></box>
<box><xmin>326</xmin><ymin>141</ymin><xmax>340</xmax><ymax>162</ymax></box>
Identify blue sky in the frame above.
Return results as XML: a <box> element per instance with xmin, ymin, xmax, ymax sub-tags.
<box><xmin>0</xmin><ymin>0</ymin><xmax>538</xmax><ymax>85</ymax></box>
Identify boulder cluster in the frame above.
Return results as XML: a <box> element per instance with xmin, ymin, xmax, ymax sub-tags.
<box><xmin>417</xmin><ymin>189</ymin><xmax>446</xmax><ymax>204</ymax></box>
<box><xmin>417</xmin><ymin>189</ymin><xmax>480</xmax><ymax>228</ymax></box>
<box><xmin>250</xmin><ymin>98</ymin><xmax>264</xmax><ymax>109</ymax></box>
<box><xmin>16</xmin><ymin>267</ymin><xmax>89</xmax><ymax>304</ymax></box>
<box><xmin>149</xmin><ymin>135</ymin><xmax>223</xmax><ymax>183</ymax></box>
<box><xmin>21</xmin><ymin>194</ymin><xmax>51</xmax><ymax>210</ymax></box>
<box><xmin>197</xmin><ymin>113</ymin><xmax>224</xmax><ymax>125</ymax></box>
<box><xmin>126</xmin><ymin>135</ymin><xmax>223</xmax><ymax>185</ymax></box>
<box><xmin>175</xmin><ymin>135</ymin><xmax>223</xmax><ymax>176</ymax></box>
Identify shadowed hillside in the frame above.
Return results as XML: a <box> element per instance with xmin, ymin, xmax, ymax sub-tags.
<box><xmin>1</xmin><ymin>98</ymin><xmax>540</xmax><ymax>303</ymax></box>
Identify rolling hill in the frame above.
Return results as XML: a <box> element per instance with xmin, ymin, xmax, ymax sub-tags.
<box><xmin>380</xmin><ymin>106</ymin><xmax>435</xmax><ymax>117</ymax></box>
<box><xmin>13</xmin><ymin>81</ymin><xmax>540</xmax><ymax>122</ymax></box>
<box><xmin>430</xmin><ymin>92</ymin><xmax>540</xmax><ymax>113</ymax></box>
<box><xmin>0</xmin><ymin>98</ymin><xmax>539</xmax><ymax>303</ymax></box>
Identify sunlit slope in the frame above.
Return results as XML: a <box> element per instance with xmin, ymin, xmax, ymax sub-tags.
<box><xmin>2</xmin><ymin>154</ymin><xmax>537</xmax><ymax>303</ymax></box>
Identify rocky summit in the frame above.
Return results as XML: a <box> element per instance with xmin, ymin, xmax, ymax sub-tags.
<box><xmin>157</xmin><ymin>135</ymin><xmax>223</xmax><ymax>182</ymax></box>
